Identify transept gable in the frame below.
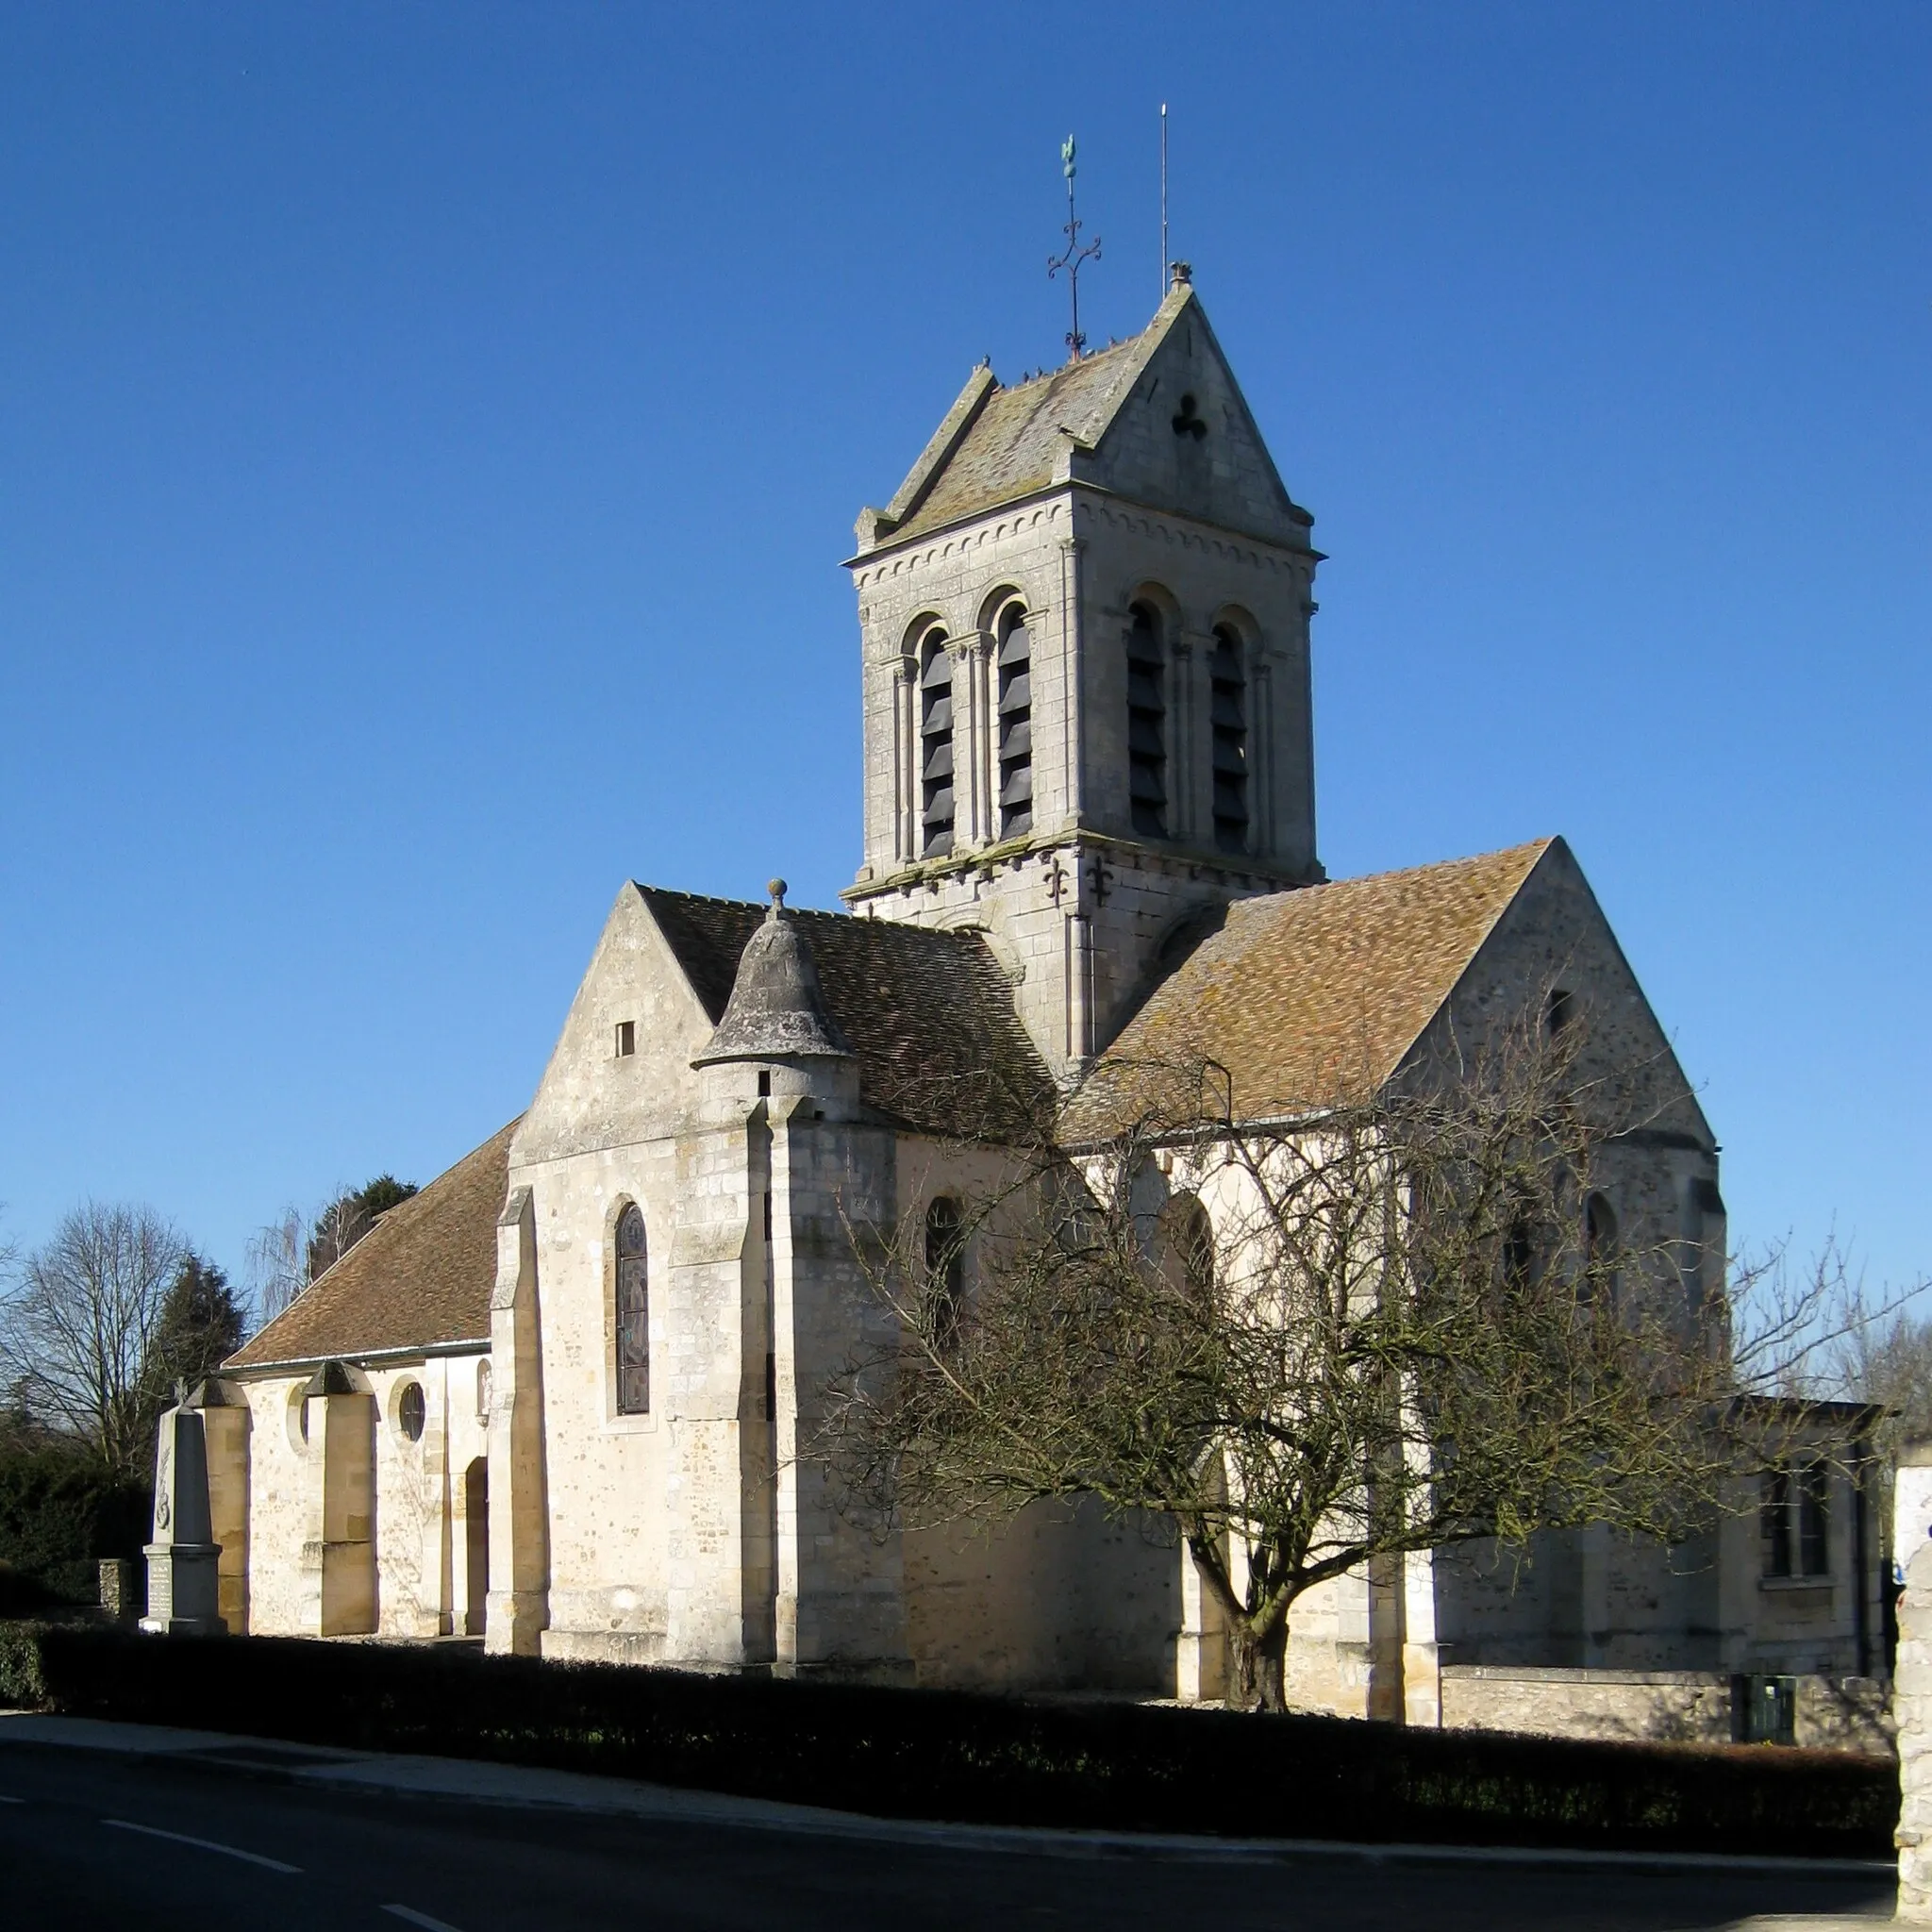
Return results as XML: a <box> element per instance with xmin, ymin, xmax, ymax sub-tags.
<box><xmin>513</xmin><ymin>882</ymin><xmax>719</xmax><ymax>1166</ymax></box>
<box><xmin>1434</xmin><ymin>839</ymin><xmax>1715</xmax><ymax>1152</ymax></box>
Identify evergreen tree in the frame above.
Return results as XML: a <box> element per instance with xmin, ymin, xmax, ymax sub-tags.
<box><xmin>143</xmin><ymin>1254</ymin><xmax>246</xmax><ymax>1404</ymax></box>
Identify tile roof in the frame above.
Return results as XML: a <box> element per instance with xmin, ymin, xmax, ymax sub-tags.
<box><xmin>641</xmin><ymin>889</ymin><xmax>1054</xmax><ymax>1142</ymax></box>
<box><xmin>225</xmin><ymin>1118</ymin><xmax>519</xmax><ymax>1371</ymax></box>
<box><xmin>1062</xmin><ymin>841</ymin><xmax>1554</xmax><ymax>1140</ymax></box>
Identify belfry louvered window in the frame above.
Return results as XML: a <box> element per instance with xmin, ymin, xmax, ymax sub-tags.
<box><xmin>1126</xmin><ymin>602</ymin><xmax>1168</xmax><ymax>839</ymax></box>
<box><xmin>996</xmin><ymin>604</ymin><xmax>1033</xmax><ymax>839</ymax></box>
<box><xmin>1209</xmin><ymin>625</ymin><xmax>1249</xmax><ymax>853</ymax></box>
<box><xmin>919</xmin><ymin>630</ymin><xmax>955</xmax><ymax>858</ymax></box>
<box><xmin>616</xmin><ymin>1204</ymin><xmax>649</xmax><ymax>1414</ymax></box>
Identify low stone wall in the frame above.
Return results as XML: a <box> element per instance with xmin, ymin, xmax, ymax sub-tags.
<box><xmin>1441</xmin><ymin>1665</ymin><xmax>1891</xmax><ymax>1756</ymax></box>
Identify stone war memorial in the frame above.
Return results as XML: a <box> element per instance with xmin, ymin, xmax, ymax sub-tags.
<box><xmin>150</xmin><ymin>273</ymin><xmax>1890</xmax><ymax>1750</ymax></box>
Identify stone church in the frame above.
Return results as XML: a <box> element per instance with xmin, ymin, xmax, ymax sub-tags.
<box><xmin>159</xmin><ymin>275</ymin><xmax>1884</xmax><ymax>1740</ymax></box>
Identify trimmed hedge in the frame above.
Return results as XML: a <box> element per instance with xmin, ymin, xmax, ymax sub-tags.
<box><xmin>0</xmin><ymin>1450</ymin><xmax>148</xmax><ymax>1607</ymax></box>
<box><xmin>0</xmin><ymin>1622</ymin><xmax>1896</xmax><ymax>1857</ymax></box>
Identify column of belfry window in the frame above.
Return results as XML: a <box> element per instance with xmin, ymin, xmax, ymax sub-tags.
<box><xmin>959</xmin><ymin>630</ymin><xmax>993</xmax><ymax>847</ymax></box>
<box><xmin>1058</xmin><ymin>535</ymin><xmax>1086</xmax><ymax>829</ymax></box>
<box><xmin>1253</xmin><ymin>657</ymin><xmax>1274</xmax><ymax>860</ymax></box>
<box><xmin>1172</xmin><ymin>632</ymin><xmax>1203</xmax><ymax>844</ymax></box>
<box><xmin>893</xmin><ymin>657</ymin><xmax>916</xmax><ymax>865</ymax></box>
<box><xmin>953</xmin><ymin>638</ymin><xmax>975</xmax><ymax>847</ymax></box>
<box><xmin>982</xmin><ymin>633</ymin><xmax>1000</xmax><ymax>843</ymax></box>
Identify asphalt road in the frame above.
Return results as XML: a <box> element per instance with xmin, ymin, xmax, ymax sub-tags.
<box><xmin>0</xmin><ymin>1739</ymin><xmax>1898</xmax><ymax>1931</ymax></box>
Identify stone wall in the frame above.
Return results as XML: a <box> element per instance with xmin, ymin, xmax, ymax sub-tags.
<box><xmin>1895</xmin><ymin>1462</ymin><xmax>1932</xmax><ymax>1916</ymax></box>
<box><xmin>1442</xmin><ymin>1665</ymin><xmax>1892</xmax><ymax>1754</ymax></box>
<box><xmin>232</xmin><ymin>1355</ymin><xmax>489</xmax><ymax>1641</ymax></box>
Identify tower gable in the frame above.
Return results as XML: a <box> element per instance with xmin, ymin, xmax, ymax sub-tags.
<box><xmin>855</xmin><ymin>285</ymin><xmax>1312</xmax><ymax>558</ymax></box>
<box><xmin>1079</xmin><ymin>286</ymin><xmax>1310</xmax><ymax>549</ymax></box>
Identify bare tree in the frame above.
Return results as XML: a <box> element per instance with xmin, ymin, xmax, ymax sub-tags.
<box><xmin>244</xmin><ymin>1204</ymin><xmax>310</xmax><ymax>1324</ymax></box>
<box><xmin>0</xmin><ymin>1203</ymin><xmax>185</xmax><ymax>1478</ymax></box>
<box><xmin>245</xmin><ymin>1174</ymin><xmax>418</xmax><ymax>1323</ymax></box>
<box><xmin>824</xmin><ymin>1000</ymin><xmax>1862</xmax><ymax>1712</ymax></box>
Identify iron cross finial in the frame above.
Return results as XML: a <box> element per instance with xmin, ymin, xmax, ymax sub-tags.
<box><xmin>1047</xmin><ymin>133</ymin><xmax>1102</xmax><ymax>361</ymax></box>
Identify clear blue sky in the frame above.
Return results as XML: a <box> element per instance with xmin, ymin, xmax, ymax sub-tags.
<box><xmin>1</xmin><ymin>4</ymin><xmax>1925</xmax><ymax>1306</ymax></box>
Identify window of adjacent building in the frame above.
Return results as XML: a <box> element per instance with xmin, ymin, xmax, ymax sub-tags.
<box><xmin>397</xmin><ymin>1380</ymin><xmax>426</xmax><ymax>1443</ymax></box>
<box><xmin>1762</xmin><ymin>1461</ymin><xmax>1830</xmax><ymax>1578</ymax></box>
<box><xmin>1208</xmin><ymin>624</ymin><xmax>1249</xmax><ymax>853</ymax></box>
<box><xmin>995</xmin><ymin>603</ymin><xmax>1033</xmax><ymax>839</ymax></box>
<box><xmin>1126</xmin><ymin>601</ymin><xmax>1168</xmax><ymax>839</ymax></box>
<box><xmin>616</xmin><ymin>1203</ymin><xmax>650</xmax><ymax>1414</ymax></box>
<box><xmin>1546</xmin><ymin>988</ymin><xmax>1574</xmax><ymax>1037</ymax></box>
<box><xmin>919</xmin><ymin>628</ymin><xmax>955</xmax><ymax>857</ymax></box>
<box><xmin>924</xmin><ymin>1195</ymin><xmax>964</xmax><ymax>1349</ymax></box>
<box><xmin>615</xmin><ymin>1020</ymin><xmax>636</xmax><ymax>1058</ymax></box>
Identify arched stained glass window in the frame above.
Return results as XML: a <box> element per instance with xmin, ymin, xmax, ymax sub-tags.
<box><xmin>616</xmin><ymin>1204</ymin><xmax>650</xmax><ymax>1414</ymax></box>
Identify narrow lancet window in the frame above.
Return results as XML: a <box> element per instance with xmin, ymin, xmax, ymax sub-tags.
<box><xmin>919</xmin><ymin>629</ymin><xmax>955</xmax><ymax>857</ymax></box>
<box><xmin>1126</xmin><ymin>602</ymin><xmax>1168</xmax><ymax>839</ymax></box>
<box><xmin>996</xmin><ymin>604</ymin><xmax>1033</xmax><ymax>839</ymax></box>
<box><xmin>616</xmin><ymin>1203</ymin><xmax>650</xmax><ymax>1414</ymax></box>
<box><xmin>924</xmin><ymin>1196</ymin><xmax>964</xmax><ymax>1349</ymax></box>
<box><xmin>1208</xmin><ymin>625</ymin><xmax>1249</xmax><ymax>853</ymax></box>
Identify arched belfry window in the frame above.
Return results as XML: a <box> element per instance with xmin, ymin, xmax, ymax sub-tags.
<box><xmin>1208</xmin><ymin>625</ymin><xmax>1249</xmax><ymax>853</ymax></box>
<box><xmin>616</xmin><ymin>1204</ymin><xmax>650</xmax><ymax>1414</ymax></box>
<box><xmin>918</xmin><ymin>629</ymin><xmax>955</xmax><ymax>858</ymax></box>
<box><xmin>924</xmin><ymin>1195</ymin><xmax>964</xmax><ymax>1349</ymax></box>
<box><xmin>1126</xmin><ymin>601</ymin><xmax>1168</xmax><ymax>839</ymax></box>
<box><xmin>995</xmin><ymin>603</ymin><xmax>1033</xmax><ymax>839</ymax></box>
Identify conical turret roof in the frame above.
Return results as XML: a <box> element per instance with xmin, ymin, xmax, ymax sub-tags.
<box><xmin>691</xmin><ymin>880</ymin><xmax>853</xmax><ymax>1066</ymax></box>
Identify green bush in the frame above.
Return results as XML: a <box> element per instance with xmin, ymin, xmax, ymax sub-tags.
<box><xmin>0</xmin><ymin>1448</ymin><xmax>149</xmax><ymax>1608</ymax></box>
<box><xmin>0</xmin><ymin>1622</ymin><xmax>1898</xmax><ymax>1858</ymax></box>
<box><xmin>0</xmin><ymin>1621</ymin><xmax>49</xmax><ymax>1705</ymax></box>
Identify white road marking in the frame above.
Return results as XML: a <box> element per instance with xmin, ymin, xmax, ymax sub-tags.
<box><xmin>382</xmin><ymin>1907</ymin><xmax>466</xmax><ymax>1932</ymax></box>
<box><xmin>0</xmin><ymin>1795</ymin><xmax>23</xmax><ymax>1804</ymax></box>
<box><xmin>100</xmin><ymin>1818</ymin><xmax>301</xmax><ymax>1873</ymax></box>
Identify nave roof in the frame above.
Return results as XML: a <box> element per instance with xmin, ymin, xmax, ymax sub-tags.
<box><xmin>225</xmin><ymin>1117</ymin><xmax>517</xmax><ymax>1373</ymax></box>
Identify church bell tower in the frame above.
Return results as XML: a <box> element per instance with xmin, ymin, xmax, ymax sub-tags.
<box><xmin>843</xmin><ymin>276</ymin><xmax>1324</xmax><ymax>1078</ymax></box>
